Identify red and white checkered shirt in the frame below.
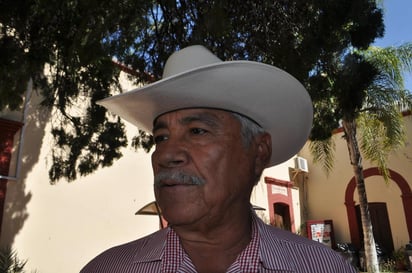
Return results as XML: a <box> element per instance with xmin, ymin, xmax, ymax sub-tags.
<box><xmin>80</xmin><ymin>211</ymin><xmax>357</xmax><ymax>273</ymax></box>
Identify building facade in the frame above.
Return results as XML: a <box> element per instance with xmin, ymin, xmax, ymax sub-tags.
<box><xmin>299</xmin><ymin>115</ymin><xmax>412</xmax><ymax>255</ymax></box>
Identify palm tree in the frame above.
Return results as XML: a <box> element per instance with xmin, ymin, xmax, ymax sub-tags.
<box><xmin>309</xmin><ymin>43</ymin><xmax>412</xmax><ymax>273</ymax></box>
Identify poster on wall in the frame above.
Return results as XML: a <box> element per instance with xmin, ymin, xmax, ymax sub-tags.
<box><xmin>306</xmin><ymin>220</ymin><xmax>336</xmax><ymax>248</ymax></box>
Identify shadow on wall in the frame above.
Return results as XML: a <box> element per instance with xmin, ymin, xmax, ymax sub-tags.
<box><xmin>1</xmin><ymin>90</ymin><xmax>50</xmax><ymax>247</ymax></box>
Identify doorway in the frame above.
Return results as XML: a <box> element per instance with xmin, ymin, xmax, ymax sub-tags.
<box><xmin>355</xmin><ymin>202</ymin><xmax>394</xmax><ymax>254</ymax></box>
<box><xmin>273</xmin><ymin>203</ymin><xmax>291</xmax><ymax>231</ymax></box>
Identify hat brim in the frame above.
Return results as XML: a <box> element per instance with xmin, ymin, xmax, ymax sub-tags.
<box><xmin>97</xmin><ymin>61</ymin><xmax>313</xmax><ymax>167</ymax></box>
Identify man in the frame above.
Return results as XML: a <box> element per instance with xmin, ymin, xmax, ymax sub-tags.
<box><xmin>81</xmin><ymin>45</ymin><xmax>357</xmax><ymax>273</ymax></box>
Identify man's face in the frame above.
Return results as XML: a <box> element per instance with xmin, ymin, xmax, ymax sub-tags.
<box><xmin>151</xmin><ymin>108</ymin><xmax>262</xmax><ymax>228</ymax></box>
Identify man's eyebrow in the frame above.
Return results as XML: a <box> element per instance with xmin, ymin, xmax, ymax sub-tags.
<box><xmin>152</xmin><ymin>120</ymin><xmax>167</xmax><ymax>133</ymax></box>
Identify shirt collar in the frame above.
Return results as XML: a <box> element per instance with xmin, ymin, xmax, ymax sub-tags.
<box><xmin>229</xmin><ymin>212</ymin><xmax>260</xmax><ymax>272</ymax></box>
<box><xmin>132</xmin><ymin>210</ymin><xmax>296</xmax><ymax>272</ymax></box>
<box><xmin>133</xmin><ymin>227</ymin><xmax>168</xmax><ymax>263</ymax></box>
<box><xmin>162</xmin><ymin>227</ymin><xmax>185</xmax><ymax>272</ymax></box>
<box><xmin>254</xmin><ymin>212</ymin><xmax>295</xmax><ymax>272</ymax></box>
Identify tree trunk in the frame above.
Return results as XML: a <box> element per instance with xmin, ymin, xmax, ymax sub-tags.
<box><xmin>342</xmin><ymin>119</ymin><xmax>380</xmax><ymax>273</ymax></box>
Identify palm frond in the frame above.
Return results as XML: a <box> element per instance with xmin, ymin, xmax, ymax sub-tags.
<box><xmin>0</xmin><ymin>247</ymin><xmax>27</xmax><ymax>273</ymax></box>
<box><xmin>363</xmin><ymin>43</ymin><xmax>412</xmax><ymax>91</ymax></box>
<box><xmin>358</xmin><ymin>108</ymin><xmax>406</xmax><ymax>182</ymax></box>
<box><xmin>309</xmin><ymin>138</ymin><xmax>336</xmax><ymax>175</ymax></box>
<box><xmin>364</xmin><ymin>84</ymin><xmax>412</xmax><ymax>113</ymax></box>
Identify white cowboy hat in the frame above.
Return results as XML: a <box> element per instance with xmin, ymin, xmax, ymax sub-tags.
<box><xmin>97</xmin><ymin>45</ymin><xmax>313</xmax><ymax>167</ymax></box>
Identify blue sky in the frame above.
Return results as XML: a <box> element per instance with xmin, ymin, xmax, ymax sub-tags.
<box><xmin>374</xmin><ymin>0</ymin><xmax>412</xmax><ymax>90</ymax></box>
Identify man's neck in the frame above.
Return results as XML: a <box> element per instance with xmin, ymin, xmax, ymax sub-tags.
<box><xmin>172</xmin><ymin>210</ymin><xmax>253</xmax><ymax>273</ymax></box>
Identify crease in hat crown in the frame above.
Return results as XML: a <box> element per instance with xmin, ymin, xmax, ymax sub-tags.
<box><xmin>162</xmin><ymin>45</ymin><xmax>223</xmax><ymax>78</ymax></box>
<box><xmin>97</xmin><ymin>44</ymin><xmax>313</xmax><ymax>167</ymax></box>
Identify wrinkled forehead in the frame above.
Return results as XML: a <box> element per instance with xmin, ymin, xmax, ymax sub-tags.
<box><xmin>152</xmin><ymin>108</ymin><xmax>234</xmax><ymax>129</ymax></box>
<box><xmin>152</xmin><ymin>107</ymin><xmax>261</xmax><ymax>132</ymax></box>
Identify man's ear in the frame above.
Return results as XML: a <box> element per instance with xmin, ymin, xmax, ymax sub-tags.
<box><xmin>254</xmin><ymin>132</ymin><xmax>272</xmax><ymax>176</ymax></box>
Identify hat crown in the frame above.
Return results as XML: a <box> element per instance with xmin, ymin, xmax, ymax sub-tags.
<box><xmin>163</xmin><ymin>45</ymin><xmax>222</xmax><ymax>78</ymax></box>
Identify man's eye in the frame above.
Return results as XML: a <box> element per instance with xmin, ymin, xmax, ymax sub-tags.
<box><xmin>154</xmin><ymin>135</ymin><xmax>168</xmax><ymax>143</ymax></box>
<box><xmin>191</xmin><ymin>128</ymin><xmax>207</xmax><ymax>135</ymax></box>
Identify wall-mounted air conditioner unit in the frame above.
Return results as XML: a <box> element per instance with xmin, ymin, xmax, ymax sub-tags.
<box><xmin>294</xmin><ymin>156</ymin><xmax>309</xmax><ymax>173</ymax></box>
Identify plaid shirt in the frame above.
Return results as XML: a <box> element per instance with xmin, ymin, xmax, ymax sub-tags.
<box><xmin>81</xmin><ymin>211</ymin><xmax>357</xmax><ymax>273</ymax></box>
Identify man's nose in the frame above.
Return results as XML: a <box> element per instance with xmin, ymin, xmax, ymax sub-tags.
<box><xmin>153</xmin><ymin>137</ymin><xmax>189</xmax><ymax>168</ymax></box>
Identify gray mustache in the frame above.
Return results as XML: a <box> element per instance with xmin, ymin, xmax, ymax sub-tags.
<box><xmin>154</xmin><ymin>171</ymin><xmax>205</xmax><ymax>187</ymax></box>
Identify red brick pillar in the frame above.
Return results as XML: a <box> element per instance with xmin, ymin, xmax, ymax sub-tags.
<box><xmin>0</xmin><ymin>118</ymin><xmax>23</xmax><ymax>235</ymax></box>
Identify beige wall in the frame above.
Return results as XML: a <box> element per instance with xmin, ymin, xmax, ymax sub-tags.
<box><xmin>1</xmin><ymin>74</ymin><xmax>159</xmax><ymax>273</ymax></box>
<box><xmin>299</xmin><ymin>116</ymin><xmax>412</xmax><ymax>251</ymax></box>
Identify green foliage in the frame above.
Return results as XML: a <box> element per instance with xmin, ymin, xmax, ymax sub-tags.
<box><xmin>0</xmin><ymin>0</ymin><xmax>149</xmax><ymax>182</ymax></box>
<box><xmin>0</xmin><ymin>0</ymin><xmax>385</xmax><ymax>182</ymax></box>
<box><xmin>357</xmin><ymin>44</ymin><xmax>412</xmax><ymax>181</ymax></box>
<box><xmin>379</xmin><ymin>259</ymin><xmax>396</xmax><ymax>273</ymax></box>
<box><xmin>131</xmin><ymin>130</ymin><xmax>154</xmax><ymax>153</ymax></box>
<box><xmin>365</xmin><ymin>44</ymin><xmax>412</xmax><ymax>91</ymax></box>
<box><xmin>0</xmin><ymin>247</ymin><xmax>28</xmax><ymax>273</ymax></box>
<box><xmin>358</xmin><ymin>109</ymin><xmax>405</xmax><ymax>181</ymax></box>
<box><xmin>309</xmin><ymin>138</ymin><xmax>336</xmax><ymax>175</ymax></box>
<box><xmin>310</xmin><ymin>43</ymin><xmax>412</xmax><ymax>174</ymax></box>
<box><xmin>336</xmin><ymin>53</ymin><xmax>379</xmax><ymax>119</ymax></box>
<box><xmin>378</xmin><ymin>246</ymin><xmax>408</xmax><ymax>272</ymax></box>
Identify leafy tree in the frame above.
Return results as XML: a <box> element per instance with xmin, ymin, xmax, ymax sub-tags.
<box><xmin>0</xmin><ymin>0</ymin><xmax>384</xmax><ymax>184</ymax></box>
<box><xmin>310</xmin><ymin>43</ymin><xmax>412</xmax><ymax>273</ymax></box>
<box><xmin>0</xmin><ymin>0</ymin><xmax>151</xmax><ymax>182</ymax></box>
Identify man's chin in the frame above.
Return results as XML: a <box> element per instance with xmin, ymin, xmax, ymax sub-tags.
<box><xmin>160</xmin><ymin>207</ymin><xmax>202</xmax><ymax>227</ymax></box>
